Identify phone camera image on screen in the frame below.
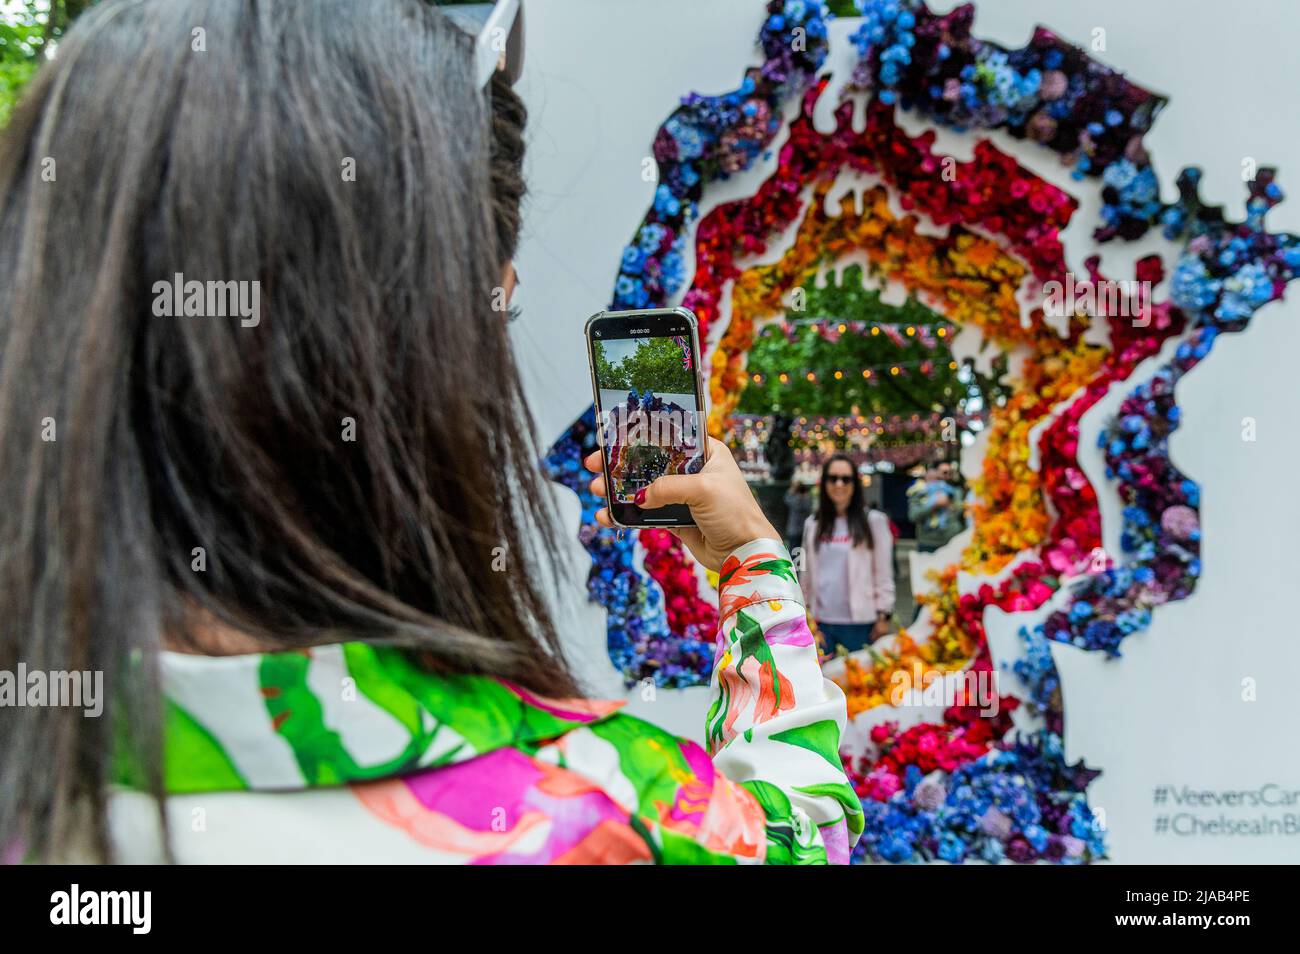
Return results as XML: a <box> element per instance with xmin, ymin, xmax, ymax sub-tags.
<box><xmin>588</xmin><ymin>310</ymin><xmax>705</xmax><ymax>527</ymax></box>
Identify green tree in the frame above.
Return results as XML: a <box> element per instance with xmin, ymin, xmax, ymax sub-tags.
<box><xmin>597</xmin><ymin>336</ymin><xmax>694</xmax><ymax>396</ymax></box>
<box><xmin>1</xmin><ymin>1</ymin><xmax>96</xmax><ymax>127</ymax></box>
<box><xmin>620</xmin><ymin>336</ymin><xmax>694</xmax><ymax>396</ymax></box>
<box><xmin>591</xmin><ymin>339</ymin><xmax>629</xmax><ymax>390</ymax></box>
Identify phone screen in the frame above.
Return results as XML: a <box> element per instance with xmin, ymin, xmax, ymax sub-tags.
<box><xmin>587</xmin><ymin>308</ymin><xmax>707</xmax><ymax>527</ymax></box>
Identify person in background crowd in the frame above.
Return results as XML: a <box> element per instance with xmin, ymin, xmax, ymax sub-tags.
<box><xmin>783</xmin><ymin>478</ymin><xmax>813</xmax><ymax>554</ymax></box>
<box><xmin>937</xmin><ymin>459</ymin><xmax>964</xmax><ymax>491</ymax></box>
<box><xmin>800</xmin><ymin>454</ymin><xmax>895</xmax><ymax>654</ymax></box>
<box><xmin>907</xmin><ymin>460</ymin><xmax>965</xmax><ymax>553</ymax></box>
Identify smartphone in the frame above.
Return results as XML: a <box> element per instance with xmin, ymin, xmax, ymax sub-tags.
<box><xmin>585</xmin><ymin>307</ymin><xmax>708</xmax><ymax>528</ymax></box>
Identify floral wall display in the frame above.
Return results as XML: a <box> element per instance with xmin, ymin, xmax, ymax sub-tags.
<box><xmin>542</xmin><ymin>0</ymin><xmax>1300</xmax><ymax>863</ymax></box>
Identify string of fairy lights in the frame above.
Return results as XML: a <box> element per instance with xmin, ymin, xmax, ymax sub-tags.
<box><xmin>727</xmin><ymin>410</ymin><xmax>982</xmax><ymax>444</ymax></box>
<box><xmin>763</xmin><ymin>316</ymin><xmax>957</xmax><ymax>343</ymax></box>
<box><xmin>750</xmin><ymin>316</ymin><xmax>960</xmax><ymax>385</ymax></box>
<box><xmin>749</xmin><ymin>358</ymin><xmax>961</xmax><ymax>386</ymax></box>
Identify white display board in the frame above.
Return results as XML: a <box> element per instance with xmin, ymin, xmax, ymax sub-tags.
<box><xmin>510</xmin><ymin>0</ymin><xmax>1300</xmax><ymax>862</ymax></box>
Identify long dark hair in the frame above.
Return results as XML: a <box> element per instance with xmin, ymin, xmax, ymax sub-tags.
<box><xmin>815</xmin><ymin>453</ymin><xmax>873</xmax><ymax>549</ymax></box>
<box><xmin>0</xmin><ymin>0</ymin><xmax>574</xmax><ymax>861</ymax></box>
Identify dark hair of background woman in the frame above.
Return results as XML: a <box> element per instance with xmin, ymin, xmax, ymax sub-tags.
<box><xmin>0</xmin><ymin>0</ymin><xmax>574</xmax><ymax>861</ymax></box>
<box><xmin>814</xmin><ymin>452</ymin><xmax>872</xmax><ymax>549</ymax></box>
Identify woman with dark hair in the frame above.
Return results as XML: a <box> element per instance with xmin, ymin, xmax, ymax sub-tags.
<box><xmin>800</xmin><ymin>454</ymin><xmax>896</xmax><ymax>654</ymax></box>
<box><xmin>0</xmin><ymin>0</ymin><xmax>858</xmax><ymax>864</ymax></box>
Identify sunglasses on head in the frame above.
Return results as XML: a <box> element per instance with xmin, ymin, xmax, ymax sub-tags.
<box><xmin>437</xmin><ymin>0</ymin><xmax>525</xmax><ymax>88</ymax></box>
<box><xmin>826</xmin><ymin>474</ymin><xmax>856</xmax><ymax>486</ymax></box>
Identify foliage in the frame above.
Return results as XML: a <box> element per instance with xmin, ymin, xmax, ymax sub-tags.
<box><xmin>592</xmin><ymin>336</ymin><xmax>695</xmax><ymax>396</ymax></box>
<box><xmin>736</xmin><ymin>265</ymin><xmax>972</xmax><ymax>417</ymax></box>
<box><xmin>0</xmin><ymin>1</ymin><xmax>96</xmax><ymax>127</ymax></box>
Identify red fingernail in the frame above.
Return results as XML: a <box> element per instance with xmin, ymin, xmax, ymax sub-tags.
<box><xmin>634</xmin><ymin>488</ymin><xmax>647</xmax><ymax>506</ymax></box>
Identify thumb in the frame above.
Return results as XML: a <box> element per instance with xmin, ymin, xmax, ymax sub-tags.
<box><xmin>638</xmin><ymin>473</ymin><xmax>704</xmax><ymax>510</ymax></box>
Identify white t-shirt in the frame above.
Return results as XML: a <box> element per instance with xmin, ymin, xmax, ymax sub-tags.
<box><xmin>814</xmin><ymin>516</ymin><xmax>854</xmax><ymax>623</ymax></box>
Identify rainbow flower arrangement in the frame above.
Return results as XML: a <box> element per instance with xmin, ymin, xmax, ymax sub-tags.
<box><xmin>543</xmin><ymin>0</ymin><xmax>1300</xmax><ymax>861</ymax></box>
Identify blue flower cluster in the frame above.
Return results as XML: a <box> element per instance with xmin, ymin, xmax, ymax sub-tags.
<box><xmin>760</xmin><ymin>0</ymin><xmax>833</xmax><ymax>97</ymax></box>
<box><xmin>845</xmin><ymin>0</ymin><xmax>1169</xmax><ymax>241</ymax></box>
<box><xmin>1099</xmin><ymin>158</ymin><xmax>1162</xmax><ymax>236</ymax></box>
<box><xmin>616</xmin><ymin>231</ymin><xmax>690</xmax><ymax>310</ymax></box>
<box><xmin>846</xmin><ymin>0</ymin><xmax>916</xmax><ymax>106</ymax></box>
<box><xmin>854</xmin><ymin>735</ymin><xmax>1105</xmax><ymax>864</ymax></box>
<box><xmin>1011</xmin><ymin>624</ymin><xmax>1059</xmax><ymax>722</ymax></box>
<box><xmin>1164</xmin><ymin>167</ymin><xmax>1300</xmax><ymax>328</ymax></box>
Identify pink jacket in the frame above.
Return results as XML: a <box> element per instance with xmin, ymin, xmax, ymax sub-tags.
<box><xmin>799</xmin><ymin>511</ymin><xmax>896</xmax><ymax>623</ymax></box>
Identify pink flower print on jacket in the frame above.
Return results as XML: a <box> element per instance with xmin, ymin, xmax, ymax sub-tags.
<box><xmin>708</xmin><ymin>609</ymin><xmax>809</xmax><ymax>754</ymax></box>
<box><xmin>353</xmin><ymin>747</ymin><xmax>652</xmax><ymax>865</ymax></box>
<box><xmin>659</xmin><ymin>738</ymin><xmax>768</xmax><ymax>860</ymax></box>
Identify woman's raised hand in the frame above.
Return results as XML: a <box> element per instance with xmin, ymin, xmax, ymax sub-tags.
<box><xmin>584</xmin><ymin>437</ymin><xmax>780</xmax><ymax>572</ymax></box>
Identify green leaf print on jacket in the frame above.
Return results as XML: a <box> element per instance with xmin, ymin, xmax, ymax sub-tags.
<box><xmin>741</xmin><ymin>779</ymin><xmax>825</xmax><ymax>865</ymax></box>
<box><xmin>258</xmin><ymin>651</ymin><xmax>437</xmax><ymax>785</ymax></box>
<box><xmin>795</xmin><ymin>780</ymin><xmax>866</xmax><ymax>841</ymax></box>
<box><xmin>365</xmin><ymin>646</ymin><xmax>599</xmax><ymax>754</ymax></box>
<box><xmin>160</xmin><ymin>699</ymin><xmax>247</xmax><ymax>792</ymax></box>
<box><xmin>770</xmin><ymin>719</ymin><xmax>841</xmax><ymax>770</ymax></box>
<box><xmin>706</xmin><ymin>609</ymin><xmax>796</xmax><ymax>753</ymax></box>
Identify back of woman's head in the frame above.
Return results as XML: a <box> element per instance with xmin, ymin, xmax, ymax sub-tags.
<box><xmin>0</xmin><ymin>0</ymin><xmax>573</xmax><ymax>860</ymax></box>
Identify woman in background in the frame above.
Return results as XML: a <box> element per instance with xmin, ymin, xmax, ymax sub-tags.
<box><xmin>800</xmin><ymin>454</ymin><xmax>895</xmax><ymax>653</ymax></box>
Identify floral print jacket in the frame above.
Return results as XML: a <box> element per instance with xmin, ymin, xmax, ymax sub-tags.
<box><xmin>111</xmin><ymin>540</ymin><xmax>862</xmax><ymax>863</ymax></box>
